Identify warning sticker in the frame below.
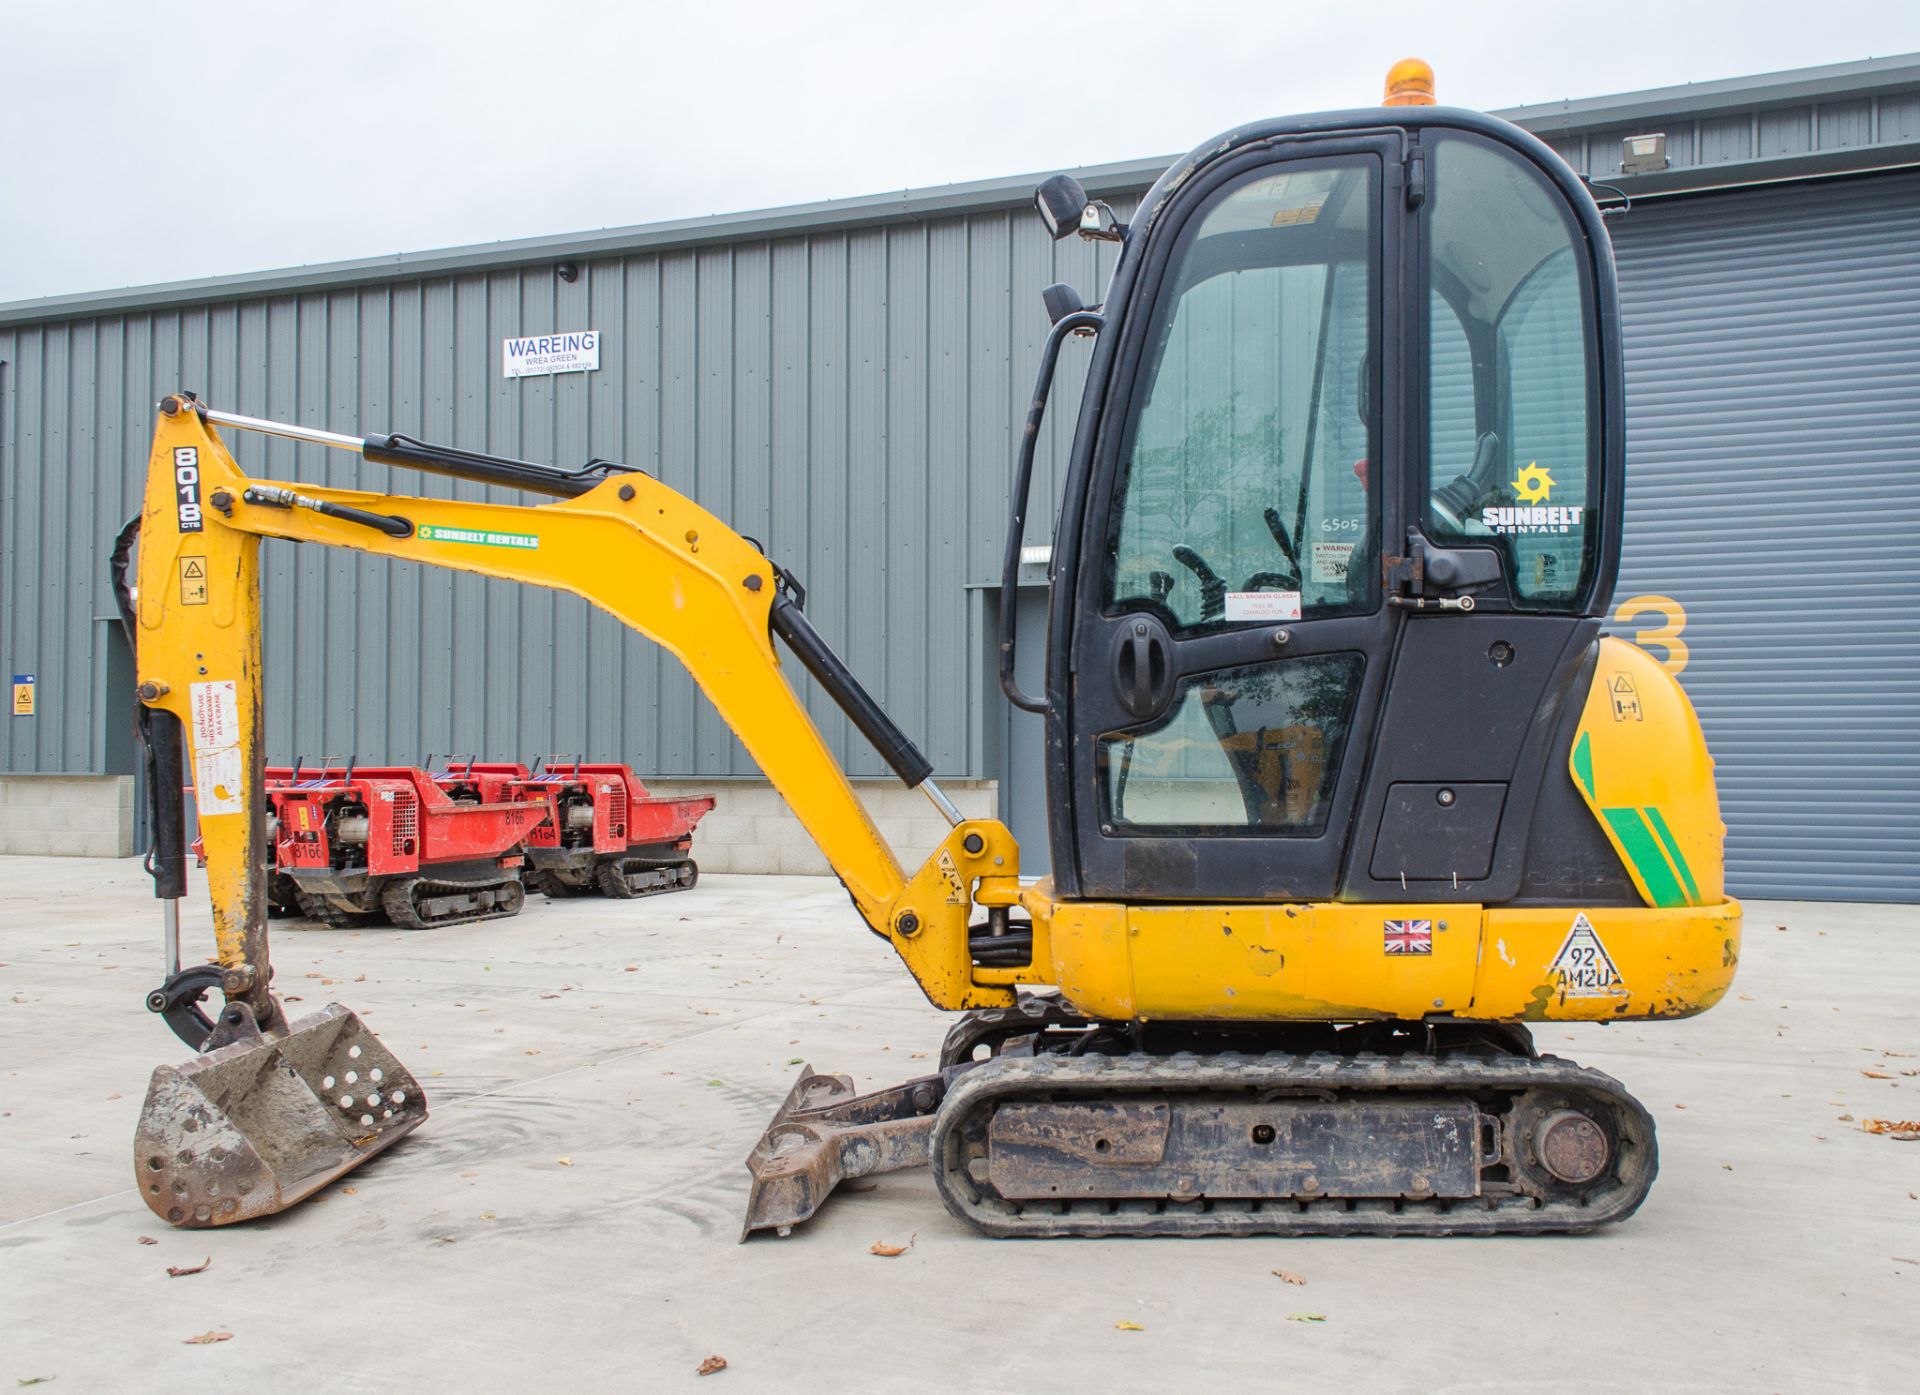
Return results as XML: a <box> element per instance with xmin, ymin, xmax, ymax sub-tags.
<box><xmin>1224</xmin><ymin>590</ymin><xmax>1301</xmax><ymax>623</ymax></box>
<box><xmin>11</xmin><ymin>674</ymin><xmax>34</xmax><ymax>717</ymax></box>
<box><xmin>1549</xmin><ymin>913</ymin><xmax>1626</xmax><ymax>998</ymax></box>
<box><xmin>179</xmin><ymin>556</ymin><xmax>208</xmax><ymax>605</ymax></box>
<box><xmin>1609</xmin><ymin>672</ymin><xmax>1641</xmax><ymax>722</ymax></box>
<box><xmin>188</xmin><ymin>680</ymin><xmax>244</xmax><ymax>815</ymax></box>
<box><xmin>1311</xmin><ymin>541</ymin><xmax>1355</xmax><ymax>585</ymax></box>
<box><xmin>189</xmin><ymin>681</ymin><xmax>238</xmax><ymax>750</ymax></box>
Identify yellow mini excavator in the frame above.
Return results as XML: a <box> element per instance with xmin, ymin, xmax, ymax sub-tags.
<box><xmin>122</xmin><ymin>62</ymin><xmax>1739</xmax><ymax>1237</ymax></box>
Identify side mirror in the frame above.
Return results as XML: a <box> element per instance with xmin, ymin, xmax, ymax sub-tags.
<box><xmin>1034</xmin><ymin>174</ymin><xmax>1090</xmax><ymax>241</ymax></box>
<box><xmin>1040</xmin><ymin>282</ymin><xmax>1086</xmax><ymax>325</ymax></box>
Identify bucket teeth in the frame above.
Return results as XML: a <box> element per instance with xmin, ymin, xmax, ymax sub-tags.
<box><xmin>133</xmin><ymin>1002</ymin><xmax>426</xmax><ymax>1227</ymax></box>
<box><xmin>740</xmin><ymin>1065</ymin><xmax>944</xmax><ymax>1240</ymax></box>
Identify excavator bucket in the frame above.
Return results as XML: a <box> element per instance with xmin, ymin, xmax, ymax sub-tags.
<box><xmin>133</xmin><ymin>1003</ymin><xmax>426</xmax><ymax>1227</ymax></box>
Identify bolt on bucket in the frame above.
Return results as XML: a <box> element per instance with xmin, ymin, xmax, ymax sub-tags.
<box><xmin>134</xmin><ymin>1002</ymin><xmax>426</xmax><ymax>1227</ymax></box>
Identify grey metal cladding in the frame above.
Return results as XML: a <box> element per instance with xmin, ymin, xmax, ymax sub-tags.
<box><xmin>0</xmin><ymin>198</ymin><xmax>1139</xmax><ymax>781</ymax></box>
<box><xmin>1603</xmin><ymin>170</ymin><xmax>1920</xmax><ymax>902</ymax></box>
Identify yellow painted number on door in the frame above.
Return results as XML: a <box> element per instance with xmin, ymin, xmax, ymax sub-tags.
<box><xmin>1612</xmin><ymin>595</ymin><xmax>1688</xmax><ymax>675</ymax></box>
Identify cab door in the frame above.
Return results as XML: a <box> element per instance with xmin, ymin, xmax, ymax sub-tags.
<box><xmin>1064</xmin><ymin>139</ymin><xmax>1404</xmax><ymax>901</ymax></box>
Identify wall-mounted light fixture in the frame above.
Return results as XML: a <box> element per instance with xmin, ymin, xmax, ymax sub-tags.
<box><xmin>1621</xmin><ymin>133</ymin><xmax>1669</xmax><ymax>176</ymax></box>
<box><xmin>555</xmin><ymin>261</ymin><xmax>580</xmax><ymax>283</ymax></box>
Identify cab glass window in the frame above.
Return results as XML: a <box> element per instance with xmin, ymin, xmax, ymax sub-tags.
<box><xmin>1424</xmin><ymin>135</ymin><xmax>1597</xmax><ymax>607</ymax></box>
<box><xmin>1105</xmin><ymin>160</ymin><xmax>1380</xmax><ymax>632</ymax></box>
<box><xmin>1098</xmin><ymin>654</ymin><xmax>1365</xmax><ymax>834</ymax></box>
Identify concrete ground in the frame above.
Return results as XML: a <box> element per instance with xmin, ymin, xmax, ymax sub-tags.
<box><xmin>1</xmin><ymin>858</ymin><xmax>1916</xmax><ymax>1394</ymax></box>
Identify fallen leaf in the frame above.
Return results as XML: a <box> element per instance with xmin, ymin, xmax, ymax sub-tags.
<box><xmin>181</xmin><ymin>1331</ymin><xmax>233</xmax><ymax>1345</ymax></box>
<box><xmin>17</xmin><ymin>1377</ymin><xmax>55</xmax><ymax>1387</ymax></box>
<box><xmin>524</xmin><ymin>1049</ymin><xmax>540</xmax><ymax>1056</ymax></box>
<box><xmin>283</xmin><ymin>995</ymin><xmax>303</xmax><ymax>1002</ymax></box>
<box><xmin>1272</xmin><ymin>1269</ymin><xmax>1306</xmax><ymax>1285</ymax></box>
<box><xmin>1721</xmin><ymin>1164</ymin><xmax>1733</xmax><ymax>1171</ymax></box>
<box><xmin>1863</xmin><ymin>1070</ymin><xmax>1894</xmax><ymax>1080</ymax></box>
<box><xmin>166</xmin><ymin>1256</ymin><xmax>212</xmax><ymax>1277</ymax></box>
<box><xmin>1286</xmin><ymin>1313</ymin><xmax>1327</xmax><ymax>1323</ymax></box>
<box><xmin>341</xmin><ymin>1187</ymin><xmax>357</xmax><ymax>1195</ymax></box>
<box><xmin>461</xmin><ymin>1170</ymin><xmax>479</xmax><ymax>1178</ymax></box>
<box><xmin>696</xmin><ymin>1356</ymin><xmax>727</xmax><ymax>1376</ymax></box>
<box><xmin>910</xmin><ymin>1052</ymin><xmax>928</xmax><ymax>1059</ymax></box>
<box><xmin>137</xmin><ymin>1236</ymin><xmax>158</xmax><ymax>1246</ymax></box>
<box><xmin>1114</xmin><ymin>1320</ymin><xmax>1145</xmax><ymax>1332</ymax></box>
<box><xmin>557</xmin><ymin>1157</ymin><xmax>573</xmax><ymax>1167</ymax></box>
<box><xmin>434</xmin><ymin>1236</ymin><xmax>457</xmax><ymax>1245</ymax></box>
<box><xmin>624</xmin><ymin>966</ymin><xmax>639</xmax><ymax>973</ymax></box>
<box><xmin>540</xmin><ymin>993</ymin><xmax>561</xmax><ymax>1000</ymax></box>
<box><xmin>870</xmin><ymin>1234</ymin><xmax>916</xmax><ymax>1257</ymax></box>
<box><xmin>787</xmin><ymin>1057</ymin><xmax>804</xmax><ymax>1065</ymax></box>
<box><xmin>355</xmin><ymin>974</ymin><xmax>365</xmax><ymax>982</ymax></box>
<box><xmin>1674</xmin><ymin>1103</ymin><xmax>1687</xmax><ymax>1110</ymax></box>
<box><xmin>1863</xmin><ymin>1118</ymin><xmax>1920</xmax><ymax>1140</ymax></box>
<box><xmin>106</xmin><ymin>1092</ymin><xmax>121</xmax><ymax>1100</ymax></box>
<box><xmin>1885</xmin><ymin>1051</ymin><xmax>1916</xmax><ymax>1058</ymax></box>
<box><xmin>480</xmin><ymin>1211</ymin><xmax>497</xmax><ymax>1220</ymax></box>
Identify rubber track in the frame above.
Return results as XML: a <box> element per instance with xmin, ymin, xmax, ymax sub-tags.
<box><xmin>930</xmin><ymin>1049</ymin><xmax>1657</xmax><ymax>1238</ymax></box>
<box><xmin>381</xmin><ymin>873</ymin><xmax>526</xmax><ymax>929</ymax></box>
<box><xmin>594</xmin><ymin>857</ymin><xmax>697</xmax><ymax>899</ymax></box>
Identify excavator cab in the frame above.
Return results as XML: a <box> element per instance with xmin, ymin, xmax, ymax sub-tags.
<box><xmin>1029</xmin><ymin>111</ymin><xmax>1627</xmax><ymax>906</ymax></box>
<box><xmin>123</xmin><ymin>68</ymin><xmax>1738</xmax><ymax>1239</ymax></box>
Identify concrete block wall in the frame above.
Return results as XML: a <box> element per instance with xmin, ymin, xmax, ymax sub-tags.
<box><xmin>643</xmin><ymin>778</ymin><xmax>997</xmax><ymax>876</ymax></box>
<box><xmin>0</xmin><ymin>776</ymin><xmax>135</xmax><ymax>857</ymax></box>
<box><xmin>0</xmin><ymin>773</ymin><xmax>994</xmax><ymax>873</ymax></box>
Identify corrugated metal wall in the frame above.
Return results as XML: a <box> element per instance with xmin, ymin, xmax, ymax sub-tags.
<box><xmin>1606</xmin><ymin>170</ymin><xmax>1920</xmax><ymax>900</ymax></box>
<box><xmin>0</xmin><ymin>199</ymin><xmax>1134</xmax><ymax>781</ymax></box>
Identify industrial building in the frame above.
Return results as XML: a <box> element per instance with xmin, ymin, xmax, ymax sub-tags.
<box><xmin>2</xmin><ymin>55</ymin><xmax>1916</xmax><ymax>900</ymax></box>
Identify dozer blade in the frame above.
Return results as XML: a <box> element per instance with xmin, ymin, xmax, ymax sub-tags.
<box><xmin>134</xmin><ymin>1003</ymin><xmax>426</xmax><ymax>1227</ymax></box>
<box><xmin>740</xmin><ymin>1065</ymin><xmax>944</xmax><ymax>1240</ymax></box>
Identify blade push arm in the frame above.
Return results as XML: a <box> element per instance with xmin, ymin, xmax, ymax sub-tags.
<box><xmin>133</xmin><ymin>397</ymin><xmax>1038</xmax><ymax>1017</ymax></box>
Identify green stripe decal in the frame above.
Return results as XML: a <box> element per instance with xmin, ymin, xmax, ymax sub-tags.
<box><xmin>1644</xmin><ymin>807</ymin><xmax>1701</xmax><ymax>905</ymax></box>
<box><xmin>1603</xmin><ymin>807</ymin><xmax>1688</xmax><ymax>908</ymax></box>
<box><xmin>1572</xmin><ymin>732</ymin><xmax>1595</xmax><ymax>799</ymax></box>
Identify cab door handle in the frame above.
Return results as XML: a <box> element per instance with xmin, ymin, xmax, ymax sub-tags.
<box><xmin>1112</xmin><ymin>618</ymin><xmax>1173</xmax><ymax>720</ymax></box>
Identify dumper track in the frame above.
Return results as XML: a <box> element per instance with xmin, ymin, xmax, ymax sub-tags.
<box><xmin>292</xmin><ymin>888</ymin><xmax>382</xmax><ymax>929</ymax></box>
<box><xmin>381</xmin><ymin>873</ymin><xmax>527</xmax><ymax>929</ymax></box>
<box><xmin>594</xmin><ymin>856</ymin><xmax>698</xmax><ymax>899</ymax></box>
<box><xmin>929</xmin><ymin>1048</ymin><xmax>1656</xmax><ymax>1238</ymax></box>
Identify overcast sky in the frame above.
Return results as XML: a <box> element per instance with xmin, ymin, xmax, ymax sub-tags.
<box><xmin>4</xmin><ymin>0</ymin><xmax>1917</xmax><ymax>304</ymax></box>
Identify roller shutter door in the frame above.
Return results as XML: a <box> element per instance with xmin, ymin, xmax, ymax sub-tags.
<box><xmin>1606</xmin><ymin>170</ymin><xmax>1920</xmax><ymax>902</ymax></box>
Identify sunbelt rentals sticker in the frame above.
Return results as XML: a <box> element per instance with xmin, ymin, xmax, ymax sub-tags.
<box><xmin>417</xmin><ymin>524</ymin><xmax>540</xmax><ymax>550</ymax></box>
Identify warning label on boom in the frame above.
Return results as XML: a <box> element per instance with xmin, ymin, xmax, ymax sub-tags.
<box><xmin>1549</xmin><ymin>913</ymin><xmax>1626</xmax><ymax>998</ymax></box>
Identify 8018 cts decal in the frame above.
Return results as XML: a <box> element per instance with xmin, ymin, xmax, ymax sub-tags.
<box><xmin>173</xmin><ymin>447</ymin><xmax>204</xmax><ymax>533</ymax></box>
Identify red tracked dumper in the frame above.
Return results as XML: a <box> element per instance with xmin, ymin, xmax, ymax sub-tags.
<box><xmin>262</xmin><ymin>762</ymin><xmax>554</xmax><ymax>927</ymax></box>
<box><xmin>447</xmin><ymin>759</ymin><xmax>714</xmax><ymax>898</ymax></box>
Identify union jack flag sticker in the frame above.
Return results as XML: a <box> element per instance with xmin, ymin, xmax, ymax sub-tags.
<box><xmin>1383</xmin><ymin>919</ymin><xmax>1433</xmax><ymax>955</ymax></box>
